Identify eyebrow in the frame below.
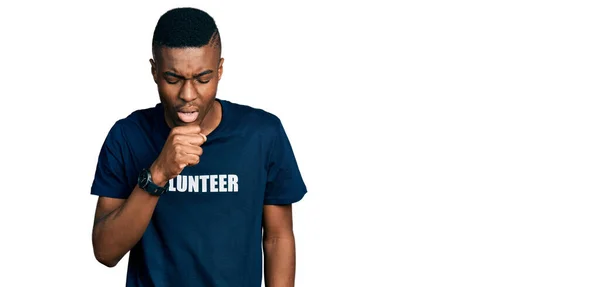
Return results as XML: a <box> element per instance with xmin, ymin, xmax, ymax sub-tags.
<box><xmin>164</xmin><ymin>70</ymin><xmax>214</xmax><ymax>79</ymax></box>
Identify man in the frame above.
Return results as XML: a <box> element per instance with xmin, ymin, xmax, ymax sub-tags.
<box><xmin>90</xmin><ymin>7</ymin><xmax>307</xmax><ymax>287</ymax></box>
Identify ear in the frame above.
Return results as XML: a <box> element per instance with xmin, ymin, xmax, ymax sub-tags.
<box><xmin>150</xmin><ymin>58</ymin><xmax>158</xmax><ymax>84</ymax></box>
<box><xmin>217</xmin><ymin>58</ymin><xmax>224</xmax><ymax>81</ymax></box>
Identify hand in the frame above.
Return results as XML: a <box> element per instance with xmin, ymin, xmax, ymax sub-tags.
<box><xmin>149</xmin><ymin>125</ymin><xmax>207</xmax><ymax>186</ymax></box>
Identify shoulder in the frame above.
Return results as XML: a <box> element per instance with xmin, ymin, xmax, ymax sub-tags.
<box><xmin>120</xmin><ymin>104</ymin><xmax>159</xmax><ymax>129</ymax></box>
<box><xmin>221</xmin><ymin>99</ymin><xmax>283</xmax><ymax>132</ymax></box>
<box><xmin>102</xmin><ymin>104</ymin><xmax>161</xmax><ymax>142</ymax></box>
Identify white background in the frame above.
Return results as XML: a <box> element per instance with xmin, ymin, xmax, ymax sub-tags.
<box><xmin>0</xmin><ymin>0</ymin><xmax>599</xmax><ymax>286</ymax></box>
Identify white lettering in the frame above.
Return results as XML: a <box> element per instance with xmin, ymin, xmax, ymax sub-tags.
<box><xmin>209</xmin><ymin>175</ymin><xmax>218</xmax><ymax>192</ymax></box>
<box><xmin>166</xmin><ymin>174</ymin><xmax>239</xmax><ymax>193</ymax></box>
<box><xmin>168</xmin><ymin>178</ymin><xmax>176</xmax><ymax>192</ymax></box>
<box><xmin>189</xmin><ymin>175</ymin><xmax>199</xmax><ymax>192</ymax></box>
<box><xmin>228</xmin><ymin>175</ymin><xmax>238</xmax><ymax>192</ymax></box>
<box><xmin>199</xmin><ymin>175</ymin><xmax>209</xmax><ymax>192</ymax></box>
<box><xmin>219</xmin><ymin>174</ymin><xmax>227</xmax><ymax>192</ymax></box>
<box><xmin>176</xmin><ymin>175</ymin><xmax>187</xmax><ymax>192</ymax></box>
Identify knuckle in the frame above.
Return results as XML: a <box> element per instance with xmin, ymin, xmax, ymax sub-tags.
<box><xmin>174</xmin><ymin>144</ymin><xmax>182</xmax><ymax>153</ymax></box>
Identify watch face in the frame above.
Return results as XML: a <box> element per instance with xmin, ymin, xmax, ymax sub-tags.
<box><xmin>139</xmin><ymin>169</ymin><xmax>149</xmax><ymax>187</ymax></box>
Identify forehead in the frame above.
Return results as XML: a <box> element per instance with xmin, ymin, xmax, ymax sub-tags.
<box><xmin>157</xmin><ymin>46</ymin><xmax>219</xmax><ymax>72</ymax></box>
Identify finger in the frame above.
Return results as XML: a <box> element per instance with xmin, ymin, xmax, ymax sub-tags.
<box><xmin>182</xmin><ymin>145</ymin><xmax>203</xmax><ymax>156</ymax></box>
<box><xmin>183</xmin><ymin>154</ymin><xmax>201</xmax><ymax>166</ymax></box>
<box><xmin>173</xmin><ymin>134</ymin><xmax>206</xmax><ymax>146</ymax></box>
<box><xmin>171</xmin><ymin>125</ymin><xmax>202</xmax><ymax>135</ymax></box>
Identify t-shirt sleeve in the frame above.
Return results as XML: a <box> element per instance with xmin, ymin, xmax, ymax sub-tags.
<box><xmin>263</xmin><ymin>117</ymin><xmax>307</xmax><ymax>205</ymax></box>
<box><xmin>90</xmin><ymin>121</ymin><xmax>133</xmax><ymax>199</ymax></box>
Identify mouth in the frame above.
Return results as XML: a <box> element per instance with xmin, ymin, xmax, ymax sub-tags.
<box><xmin>177</xmin><ymin>109</ymin><xmax>199</xmax><ymax>123</ymax></box>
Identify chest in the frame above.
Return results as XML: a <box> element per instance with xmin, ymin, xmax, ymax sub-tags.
<box><xmin>149</xmin><ymin>133</ymin><xmax>270</xmax><ymax>219</ymax></box>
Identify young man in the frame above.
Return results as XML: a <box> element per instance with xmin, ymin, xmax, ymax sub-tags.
<box><xmin>90</xmin><ymin>7</ymin><xmax>307</xmax><ymax>287</ymax></box>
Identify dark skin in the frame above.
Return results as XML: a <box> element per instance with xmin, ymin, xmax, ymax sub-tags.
<box><xmin>92</xmin><ymin>43</ymin><xmax>296</xmax><ymax>286</ymax></box>
<box><xmin>151</xmin><ymin>45</ymin><xmax>224</xmax><ymax>133</ymax></box>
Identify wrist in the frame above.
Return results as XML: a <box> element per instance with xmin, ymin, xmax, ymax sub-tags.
<box><xmin>149</xmin><ymin>164</ymin><xmax>168</xmax><ymax>187</ymax></box>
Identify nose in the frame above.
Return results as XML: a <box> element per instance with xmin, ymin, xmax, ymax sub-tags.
<box><xmin>178</xmin><ymin>79</ymin><xmax>198</xmax><ymax>102</ymax></box>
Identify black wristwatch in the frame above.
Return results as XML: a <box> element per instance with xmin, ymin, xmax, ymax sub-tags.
<box><xmin>138</xmin><ymin>168</ymin><xmax>169</xmax><ymax>196</ymax></box>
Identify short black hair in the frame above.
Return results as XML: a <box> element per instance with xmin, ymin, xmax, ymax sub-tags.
<box><xmin>152</xmin><ymin>7</ymin><xmax>221</xmax><ymax>57</ymax></box>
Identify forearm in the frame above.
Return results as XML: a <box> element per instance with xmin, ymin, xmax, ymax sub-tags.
<box><xmin>263</xmin><ymin>234</ymin><xmax>296</xmax><ymax>287</ymax></box>
<box><xmin>92</xmin><ymin>186</ymin><xmax>159</xmax><ymax>267</ymax></box>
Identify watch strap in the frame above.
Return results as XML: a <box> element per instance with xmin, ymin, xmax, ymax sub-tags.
<box><xmin>138</xmin><ymin>168</ymin><xmax>168</xmax><ymax>196</ymax></box>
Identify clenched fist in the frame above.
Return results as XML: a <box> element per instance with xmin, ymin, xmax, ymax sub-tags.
<box><xmin>149</xmin><ymin>125</ymin><xmax>207</xmax><ymax>186</ymax></box>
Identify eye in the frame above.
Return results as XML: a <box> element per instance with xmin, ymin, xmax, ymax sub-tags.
<box><xmin>165</xmin><ymin>76</ymin><xmax>180</xmax><ymax>84</ymax></box>
<box><xmin>196</xmin><ymin>78</ymin><xmax>211</xmax><ymax>84</ymax></box>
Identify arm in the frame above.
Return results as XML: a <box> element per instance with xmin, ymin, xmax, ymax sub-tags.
<box><xmin>263</xmin><ymin>204</ymin><xmax>296</xmax><ymax>287</ymax></box>
<box><xmin>91</xmin><ymin>125</ymin><xmax>205</xmax><ymax>267</ymax></box>
<box><xmin>92</xmin><ymin>169</ymin><xmax>167</xmax><ymax>267</ymax></box>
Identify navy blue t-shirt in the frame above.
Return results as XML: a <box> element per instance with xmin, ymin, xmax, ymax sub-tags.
<box><xmin>90</xmin><ymin>99</ymin><xmax>307</xmax><ymax>287</ymax></box>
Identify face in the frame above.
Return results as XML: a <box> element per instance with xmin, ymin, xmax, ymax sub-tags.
<box><xmin>150</xmin><ymin>46</ymin><xmax>224</xmax><ymax>128</ymax></box>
